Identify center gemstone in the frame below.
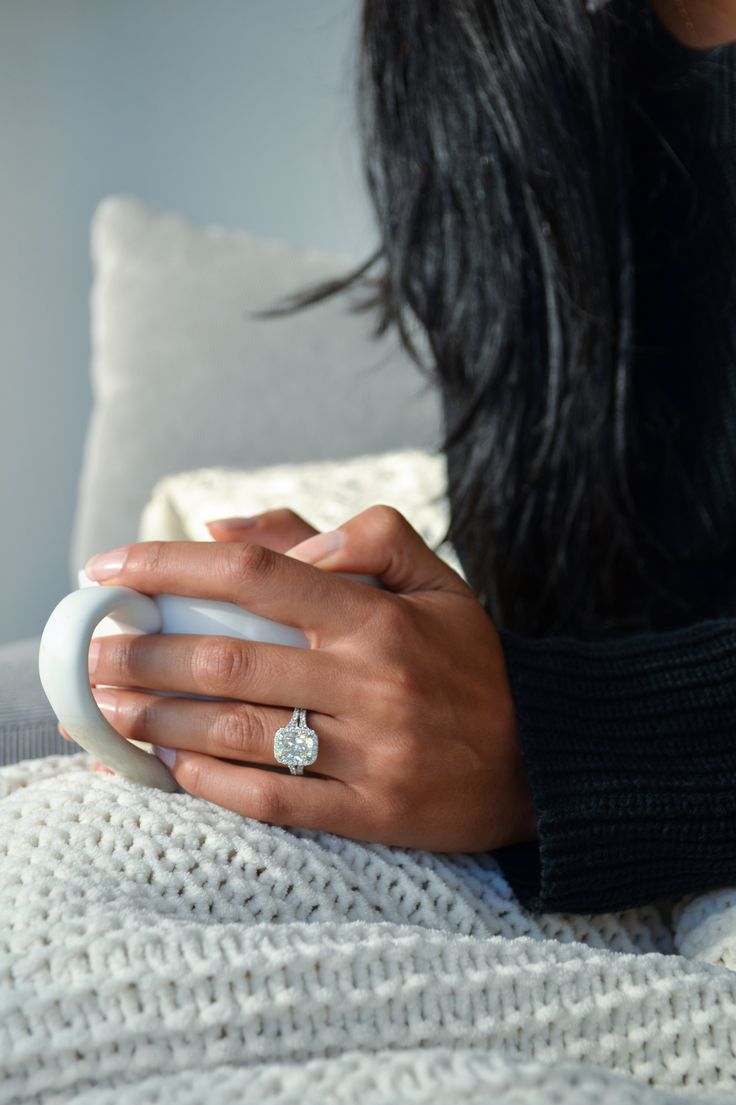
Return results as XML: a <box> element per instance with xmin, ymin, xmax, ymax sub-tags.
<box><xmin>274</xmin><ymin>725</ymin><xmax>318</xmax><ymax>768</ymax></box>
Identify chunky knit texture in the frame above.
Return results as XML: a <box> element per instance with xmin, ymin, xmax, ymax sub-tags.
<box><xmin>495</xmin><ymin>621</ymin><xmax>736</xmax><ymax>913</ymax></box>
<box><xmin>2</xmin><ymin>754</ymin><xmax>736</xmax><ymax>1104</ymax></box>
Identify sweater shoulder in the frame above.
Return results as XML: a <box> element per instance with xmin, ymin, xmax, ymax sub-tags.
<box><xmin>621</xmin><ymin>0</ymin><xmax>736</xmax><ymax>146</ymax></box>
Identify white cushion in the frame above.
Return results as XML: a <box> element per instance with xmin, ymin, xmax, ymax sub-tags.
<box><xmin>71</xmin><ymin>196</ymin><xmax>441</xmax><ymax>576</ymax></box>
<box><xmin>138</xmin><ymin>449</ymin><xmax>462</xmax><ymax>575</ymax></box>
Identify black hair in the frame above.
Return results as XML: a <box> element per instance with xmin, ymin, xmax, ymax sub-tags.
<box><xmin>282</xmin><ymin>0</ymin><xmax>712</xmax><ymax>637</ymax></box>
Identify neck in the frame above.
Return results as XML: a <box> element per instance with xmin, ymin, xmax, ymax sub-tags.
<box><xmin>650</xmin><ymin>0</ymin><xmax>736</xmax><ymax>47</ymax></box>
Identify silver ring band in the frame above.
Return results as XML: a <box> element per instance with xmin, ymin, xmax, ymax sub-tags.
<box><xmin>273</xmin><ymin>707</ymin><xmax>319</xmax><ymax>775</ymax></box>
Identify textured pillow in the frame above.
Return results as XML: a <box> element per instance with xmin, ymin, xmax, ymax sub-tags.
<box><xmin>70</xmin><ymin>196</ymin><xmax>441</xmax><ymax>577</ymax></box>
<box><xmin>138</xmin><ymin>448</ymin><xmax>463</xmax><ymax>576</ymax></box>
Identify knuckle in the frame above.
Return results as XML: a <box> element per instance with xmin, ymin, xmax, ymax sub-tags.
<box><xmin>251</xmin><ymin>784</ymin><xmax>285</xmax><ymax>826</ymax></box>
<box><xmin>193</xmin><ymin>638</ymin><xmax>251</xmax><ymax>694</ymax></box>
<box><xmin>177</xmin><ymin>755</ymin><xmax>205</xmax><ymax>794</ymax></box>
<box><xmin>224</xmin><ymin>541</ymin><xmax>274</xmax><ymax>587</ymax></box>
<box><xmin>383</xmin><ymin>660</ymin><xmax>423</xmax><ymax>711</ymax></box>
<box><xmin>380</xmin><ymin>732</ymin><xmax>419</xmax><ymax>773</ymax></box>
<box><xmin>128</xmin><ymin>695</ymin><xmax>160</xmax><ymax>742</ymax></box>
<box><xmin>366</xmin><ymin>504</ymin><xmax>407</xmax><ymax>541</ymax></box>
<box><xmin>103</xmin><ymin>635</ymin><xmax>139</xmax><ymax>679</ymax></box>
<box><xmin>215</xmin><ymin>707</ymin><xmax>266</xmax><ymax>757</ymax></box>
<box><xmin>372</xmin><ymin>667</ymin><xmax>423</xmax><ymax>735</ymax></box>
<box><xmin>138</xmin><ymin>540</ymin><xmax>167</xmax><ymax>574</ymax></box>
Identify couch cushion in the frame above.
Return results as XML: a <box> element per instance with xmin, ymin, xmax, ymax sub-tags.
<box><xmin>137</xmin><ymin>448</ymin><xmax>461</xmax><ymax>575</ymax></box>
<box><xmin>70</xmin><ymin>196</ymin><xmax>441</xmax><ymax>576</ymax></box>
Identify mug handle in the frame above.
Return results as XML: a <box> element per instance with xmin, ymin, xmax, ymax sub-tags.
<box><xmin>38</xmin><ymin>586</ymin><xmax>179</xmax><ymax>792</ymax></box>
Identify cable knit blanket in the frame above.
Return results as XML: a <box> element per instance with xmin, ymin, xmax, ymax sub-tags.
<box><xmin>4</xmin><ymin>452</ymin><xmax>736</xmax><ymax>1102</ymax></box>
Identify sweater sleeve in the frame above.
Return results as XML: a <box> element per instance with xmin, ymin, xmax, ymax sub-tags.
<box><xmin>492</xmin><ymin>621</ymin><xmax>736</xmax><ymax>914</ymax></box>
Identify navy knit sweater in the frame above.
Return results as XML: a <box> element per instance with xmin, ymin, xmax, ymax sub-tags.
<box><xmin>485</xmin><ymin>4</ymin><xmax>736</xmax><ymax>913</ymax></box>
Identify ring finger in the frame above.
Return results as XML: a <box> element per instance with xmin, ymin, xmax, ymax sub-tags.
<box><xmin>90</xmin><ymin>687</ymin><xmax>357</xmax><ymax>780</ymax></box>
<box><xmin>88</xmin><ymin>633</ymin><xmax>349</xmax><ymax>716</ymax></box>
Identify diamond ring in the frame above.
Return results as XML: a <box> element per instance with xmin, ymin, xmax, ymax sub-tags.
<box><xmin>273</xmin><ymin>707</ymin><xmax>319</xmax><ymax>775</ymax></box>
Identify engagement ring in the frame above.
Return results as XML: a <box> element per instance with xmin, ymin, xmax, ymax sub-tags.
<box><xmin>274</xmin><ymin>707</ymin><xmax>319</xmax><ymax>775</ymax></box>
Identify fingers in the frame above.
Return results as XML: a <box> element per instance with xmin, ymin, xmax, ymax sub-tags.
<box><xmin>289</xmin><ymin>504</ymin><xmax>469</xmax><ymax>596</ymax></box>
<box><xmin>206</xmin><ymin>508</ymin><xmax>318</xmax><ymax>552</ymax></box>
<box><xmin>164</xmin><ymin>750</ymin><xmax>364</xmax><ymax>836</ymax></box>
<box><xmin>90</xmin><ymin>687</ymin><xmax>357</xmax><ymax>779</ymax></box>
<box><xmin>88</xmin><ymin>632</ymin><xmax>352</xmax><ymax>715</ymax></box>
<box><xmin>65</xmin><ymin>704</ymin><xmax>368</xmax><ymax>835</ymax></box>
<box><xmin>84</xmin><ymin>541</ymin><xmax>372</xmax><ymax>637</ymax></box>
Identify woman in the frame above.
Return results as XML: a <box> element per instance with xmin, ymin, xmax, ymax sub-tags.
<box><xmin>68</xmin><ymin>0</ymin><xmax>736</xmax><ymax>913</ymax></box>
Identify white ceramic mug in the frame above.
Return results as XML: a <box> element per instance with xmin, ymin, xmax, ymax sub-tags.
<box><xmin>39</xmin><ymin>569</ymin><xmax>375</xmax><ymax>791</ymax></box>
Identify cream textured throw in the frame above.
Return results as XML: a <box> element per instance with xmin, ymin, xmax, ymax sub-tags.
<box><xmin>136</xmin><ymin>450</ymin><xmax>461</xmax><ymax>573</ymax></box>
<box><xmin>4</xmin><ymin>453</ymin><xmax>736</xmax><ymax>1102</ymax></box>
<box><xmin>2</xmin><ymin>755</ymin><xmax>736</xmax><ymax>1104</ymax></box>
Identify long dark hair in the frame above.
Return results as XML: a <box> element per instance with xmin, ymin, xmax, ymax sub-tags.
<box><xmin>284</xmin><ymin>0</ymin><xmax>718</xmax><ymax>637</ymax></box>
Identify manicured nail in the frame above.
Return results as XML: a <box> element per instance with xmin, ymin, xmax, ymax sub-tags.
<box><xmin>206</xmin><ymin>517</ymin><xmax>258</xmax><ymax>530</ymax></box>
<box><xmin>287</xmin><ymin>529</ymin><xmax>345</xmax><ymax>566</ymax></box>
<box><xmin>93</xmin><ymin>688</ymin><xmax>117</xmax><ymax>719</ymax></box>
<box><xmin>85</xmin><ymin>546</ymin><xmax>129</xmax><ymax>580</ymax></box>
<box><xmin>154</xmin><ymin>745</ymin><xmax>176</xmax><ymax>769</ymax></box>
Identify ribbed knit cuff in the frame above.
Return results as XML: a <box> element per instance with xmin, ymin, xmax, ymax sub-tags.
<box><xmin>494</xmin><ymin>621</ymin><xmax>736</xmax><ymax>914</ymax></box>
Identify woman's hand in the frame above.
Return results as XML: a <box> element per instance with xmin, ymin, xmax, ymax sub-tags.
<box><xmin>59</xmin><ymin>510</ymin><xmax>319</xmax><ymax>750</ymax></box>
<box><xmin>81</xmin><ymin>506</ymin><xmax>537</xmax><ymax>852</ymax></box>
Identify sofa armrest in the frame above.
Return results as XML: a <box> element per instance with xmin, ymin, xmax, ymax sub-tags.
<box><xmin>0</xmin><ymin>638</ymin><xmax>81</xmax><ymax>767</ymax></box>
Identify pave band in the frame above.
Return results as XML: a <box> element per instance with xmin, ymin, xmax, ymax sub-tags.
<box><xmin>273</xmin><ymin>707</ymin><xmax>319</xmax><ymax>775</ymax></box>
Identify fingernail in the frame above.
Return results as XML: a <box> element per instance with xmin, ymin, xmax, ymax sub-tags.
<box><xmin>287</xmin><ymin>529</ymin><xmax>345</xmax><ymax>566</ymax></box>
<box><xmin>154</xmin><ymin>745</ymin><xmax>176</xmax><ymax>769</ymax></box>
<box><xmin>85</xmin><ymin>546</ymin><xmax>129</xmax><ymax>581</ymax></box>
<box><xmin>88</xmin><ymin>639</ymin><xmax>101</xmax><ymax>675</ymax></box>
<box><xmin>206</xmin><ymin>517</ymin><xmax>258</xmax><ymax>530</ymax></box>
<box><xmin>93</xmin><ymin>688</ymin><xmax>117</xmax><ymax>719</ymax></box>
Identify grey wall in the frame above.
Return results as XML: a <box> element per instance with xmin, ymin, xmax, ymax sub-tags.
<box><xmin>0</xmin><ymin>0</ymin><xmax>373</xmax><ymax>646</ymax></box>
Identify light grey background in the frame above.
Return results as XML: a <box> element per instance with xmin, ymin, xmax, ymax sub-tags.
<box><xmin>0</xmin><ymin>0</ymin><xmax>373</xmax><ymax>646</ymax></box>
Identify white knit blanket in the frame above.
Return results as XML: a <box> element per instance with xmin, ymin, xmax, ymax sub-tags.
<box><xmin>2</xmin><ymin>753</ymin><xmax>736</xmax><ymax>1105</ymax></box>
<box><xmin>4</xmin><ymin>452</ymin><xmax>736</xmax><ymax>1102</ymax></box>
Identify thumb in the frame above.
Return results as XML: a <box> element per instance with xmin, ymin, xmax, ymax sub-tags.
<box><xmin>287</xmin><ymin>504</ymin><xmax>467</xmax><ymax>595</ymax></box>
